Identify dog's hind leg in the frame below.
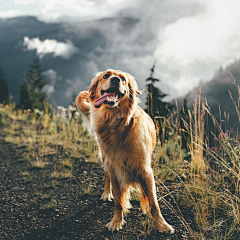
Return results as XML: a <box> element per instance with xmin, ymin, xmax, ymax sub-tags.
<box><xmin>138</xmin><ymin>168</ymin><xmax>174</xmax><ymax>234</ymax></box>
<box><xmin>101</xmin><ymin>171</ymin><xmax>114</xmax><ymax>201</ymax></box>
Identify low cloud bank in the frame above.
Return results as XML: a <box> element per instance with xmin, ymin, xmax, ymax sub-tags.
<box><xmin>23</xmin><ymin>37</ymin><xmax>79</xmax><ymax>59</ymax></box>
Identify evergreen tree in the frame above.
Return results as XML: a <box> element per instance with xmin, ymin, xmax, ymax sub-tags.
<box><xmin>28</xmin><ymin>55</ymin><xmax>47</xmax><ymax>111</ymax></box>
<box><xmin>19</xmin><ymin>54</ymin><xmax>50</xmax><ymax>112</ymax></box>
<box><xmin>145</xmin><ymin>64</ymin><xmax>173</xmax><ymax>142</ymax></box>
<box><xmin>29</xmin><ymin>55</ymin><xmax>46</xmax><ymax>91</ymax></box>
<box><xmin>19</xmin><ymin>69</ymin><xmax>32</xmax><ymax>109</ymax></box>
<box><xmin>145</xmin><ymin>64</ymin><xmax>173</xmax><ymax>120</ymax></box>
<box><xmin>0</xmin><ymin>65</ymin><xmax>10</xmax><ymax>104</ymax></box>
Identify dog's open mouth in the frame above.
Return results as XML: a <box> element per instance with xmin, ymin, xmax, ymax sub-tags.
<box><xmin>94</xmin><ymin>89</ymin><xmax>124</xmax><ymax>108</ymax></box>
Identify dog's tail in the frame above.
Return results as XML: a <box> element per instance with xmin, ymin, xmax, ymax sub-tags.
<box><xmin>140</xmin><ymin>186</ymin><xmax>149</xmax><ymax>214</ymax></box>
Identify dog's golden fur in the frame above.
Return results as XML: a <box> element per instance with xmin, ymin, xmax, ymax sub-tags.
<box><xmin>76</xmin><ymin>69</ymin><xmax>174</xmax><ymax>233</ymax></box>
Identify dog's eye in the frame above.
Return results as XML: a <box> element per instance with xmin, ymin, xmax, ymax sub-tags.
<box><xmin>121</xmin><ymin>76</ymin><xmax>126</xmax><ymax>81</ymax></box>
<box><xmin>103</xmin><ymin>73</ymin><xmax>110</xmax><ymax>79</ymax></box>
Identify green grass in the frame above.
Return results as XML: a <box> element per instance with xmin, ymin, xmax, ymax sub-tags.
<box><xmin>18</xmin><ymin>156</ymin><xmax>30</xmax><ymax>163</ymax></box>
<box><xmin>40</xmin><ymin>203</ymin><xmax>58</xmax><ymax>211</ymax></box>
<box><xmin>21</xmin><ymin>171</ymin><xmax>33</xmax><ymax>183</ymax></box>
<box><xmin>41</xmin><ymin>194</ymin><xmax>52</xmax><ymax>201</ymax></box>
<box><xmin>51</xmin><ymin>170</ymin><xmax>72</xmax><ymax>179</ymax></box>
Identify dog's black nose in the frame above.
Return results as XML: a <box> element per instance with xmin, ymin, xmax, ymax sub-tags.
<box><xmin>111</xmin><ymin>77</ymin><xmax>120</xmax><ymax>85</ymax></box>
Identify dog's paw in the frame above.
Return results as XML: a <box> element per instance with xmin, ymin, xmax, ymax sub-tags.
<box><xmin>100</xmin><ymin>192</ymin><xmax>114</xmax><ymax>201</ymax></box>
<box><xmin>106</xmin><ymin>219</ymin><xmax>126</xmax><ymax>231</ymax></box>
<box><xmin>156</xmin><ymin>220</ymin><xmax>174</xmax><ymax>234</ymax></box>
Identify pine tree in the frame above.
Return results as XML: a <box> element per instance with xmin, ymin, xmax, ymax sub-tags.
<box><xmin>145</xmin><ymin>64</ymin><xmax>173</xmax><ymax>143</ymax></box>
<box><xmin>28</xmin><ymin>55</ymin><xmax>47</xmax><ymax>111</ymax></box>
<box><xmin>0</xmin><ymin>65</ymin><xmax>10</xmax><ymax>104</ymax></box>
<box><xmin>29</xmin><ymin>55</ymin><xmax>45</xmax><ymax>91</ymax></box>
<box><xmin>145</xmin><ymin>64</ymin><xmax>173</xmax><ymax>121</ymax></box>
<box><xmin>19</xmin><ymin>54</ymin><xmax>50</xmax><ymax>112</ymax></box>
<box><xmin>19</xmin><ymin>69</ymin><xmax>32</xmax><ymax>110</ymax></box>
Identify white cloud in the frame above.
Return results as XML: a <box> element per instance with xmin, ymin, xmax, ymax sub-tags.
<box><xmin>13</xmin><ymin>0</ymin><xmax>36</xmax><ymax>5</ymax></box>
<box><xmin>42</xmin><ymin>84</ymin><xmax>54</xmax><ymax>95</ymax></box>
<box><xmin>36</xmin><ymin>0</ymin><xmax>137</xmax><ymax>22</ymax></box>
<box><xmin>156</xmin><ymin>1</ymin><xmax>240</xmax><ymax>66</ymax></box>
<box><xmin>42</xmin><ymin>69</ymin><xmax>62</xmax><ymax>95</ymax></box>
<box><xmin>2</xmin><ymin>0</ymin><xmax>138</xmax><ymax>22</ymax></box>
<box><xmin>23</xmin><ymin>37</ymin><xmax>79</xmax><ymax>59</ymax></box>
<box><xmin>43</xmin><ymin>69</ymin><xmax>59</xmax><ymax>84</ymax></box>
<box><xmin>0</xmin><ymin>9</ymin><xmax>26</xmax><ymax>19</ymax></box>
<box><xmin>154</xmin><ymin>0</ymin><xmax>240</xmax><ymax>99</ymax></box>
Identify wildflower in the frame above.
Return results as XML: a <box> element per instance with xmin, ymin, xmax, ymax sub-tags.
<box><xmin>68</xmin><ymin>105</ymin><xmax>77</xmax><ymax>112</ymax></box>
<box><xmin>68</xmin><ymin>105</ymin><xmax>77</xmax><ymax>119</ymax></box>
<box><xmin>34</xmin><ymin>108</ymin><xmax>44</xmax><ymax>116</ymax></box>
<box><xmin>57</xmin><ymin>106</ymin><xmax>67</xmax><ymax>118</ymax></box>
<box><xmin>74</xmin><ymin>111</ymin><xmax>80</xmax><ymax>119</ymax></box>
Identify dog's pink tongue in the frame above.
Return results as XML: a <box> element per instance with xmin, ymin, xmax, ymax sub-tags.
<box><xmin>94</xmin><ymin>92</ymin><xmax>116</xmax><ymax>108</ymax></box>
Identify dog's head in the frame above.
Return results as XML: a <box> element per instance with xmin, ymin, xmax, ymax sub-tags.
<box><xmin>89</xmin><ymin>69</ymin><xmax>141</xmax><ymax>109</ymax></box>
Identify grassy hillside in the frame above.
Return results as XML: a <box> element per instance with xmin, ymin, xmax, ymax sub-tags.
<box><xmin>0</xmin><ymin>99</ymin><xmax>240</xmax><ymax>239</ymax></box>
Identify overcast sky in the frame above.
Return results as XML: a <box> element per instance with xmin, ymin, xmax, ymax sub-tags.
<box><xmin>1</xmin><ymin>0</ymin><xmax>240</xmax><ymax>100</ymax></box>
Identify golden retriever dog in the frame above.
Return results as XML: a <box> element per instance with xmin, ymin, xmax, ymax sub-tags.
<box><xmin>76</xmin><ymin>69</ymin><xmax>174</xmax><ymax>233</ymax></box>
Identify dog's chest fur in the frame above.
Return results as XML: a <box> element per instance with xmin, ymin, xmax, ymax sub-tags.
<box><xmin>95</xmin><ymin>116</ymin><xmax>138</xmax><ymax>183</ymax></box>
<box><xmin>97</xmin><ymin>117</ymin><xmax>134</xmax><ymax>156</ymax></box>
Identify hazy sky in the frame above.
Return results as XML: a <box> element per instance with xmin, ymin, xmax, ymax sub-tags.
<box><xmin>1</xmin><ymin>0</ymin><xmax>240</xmax><ymax>100</ymax></box>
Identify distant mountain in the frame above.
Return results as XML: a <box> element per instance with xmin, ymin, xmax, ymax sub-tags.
<box><xmin>2</xmin><ymin>15</ymin><xmax>239</xmax><ymax>136</ymax></box>
<box><xmin>0</xmin><ymin>16</ymin><xmax>140</xmax><ymax>107</ymax></box>
<box><xmin>183</xmin><ymin>59</ymin><xmax>240</xmax><ymax>135</ymax></box>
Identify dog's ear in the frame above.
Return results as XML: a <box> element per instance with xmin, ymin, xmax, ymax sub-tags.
<box><xmin>126</xmin><ymin>73</ymin><xmax>142</xmax><ymax>97</ymax></box>
<box><xmin>88</xmin><ymin>76</ymin><xmax>99</xmax><ymax>100</ymax></box>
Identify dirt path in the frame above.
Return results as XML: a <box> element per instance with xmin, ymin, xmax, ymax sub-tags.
<box><xmin>0</xmin><ymin>134</ymin><xmax>191</xmax><ymax>240</ymax></box>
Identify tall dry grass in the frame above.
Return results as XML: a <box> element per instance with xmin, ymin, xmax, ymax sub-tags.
<box><xmin>152</xmin><ymin>83</ymin><xmax>240</xmax><ymax>239</ymax></box>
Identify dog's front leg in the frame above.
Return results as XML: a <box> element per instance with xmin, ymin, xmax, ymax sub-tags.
<box><xmin>139</xmin><ymin>168</ymin><xmax>174</xmax><ymax>234</ymax></box>
<box><xmin>101</xmin><ymin>171</ymin><xmax>113</xmax><ymax>201</ymax></box>
<box><xmin>75</xmin><ymin>91</ymin><xmax>90</xmax><ymax>118</ymax></box>
<box><xmin>106</xmin><ymin>175</ymin><xmax>126</xmax><ymax>231</ymax></box>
